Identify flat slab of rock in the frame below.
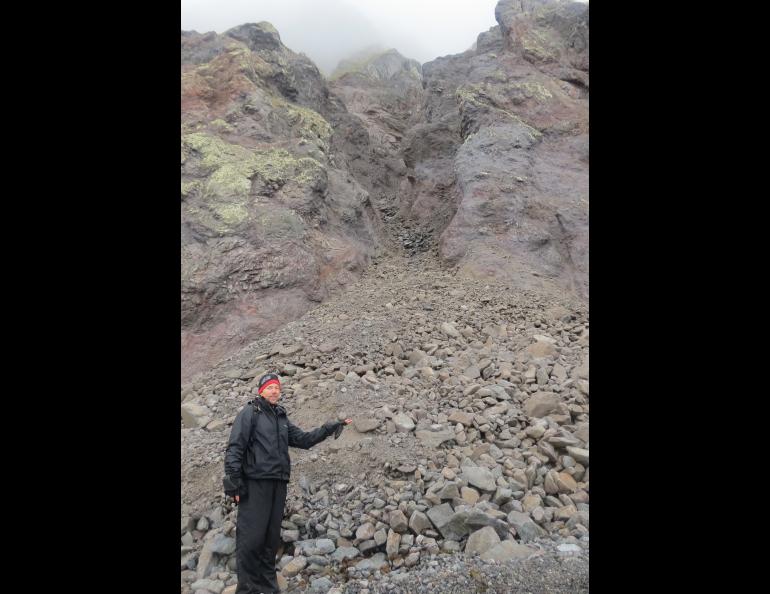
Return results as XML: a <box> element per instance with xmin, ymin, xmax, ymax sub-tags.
<box><xmin>507</xmin><ymin>511</ymin><xmax>544</xmax><ymax>542</ymax></box>
<box><xmin>447</xmin><ymin>410</ymin><xmax>475</xmax><ymax>426</ymax></box>
<box><xmin>566</xmin><ymin>446</ymin><xmax>589</xmax><ymax>465</ymax></box>
<box><xmin>278</xmin><ymin>344</ymin><xmax>304</xmax><ymax>356</ymax></box>
<box><xmin>331</xmin><ymin>546</ymin><xmax>360</xmax><ymax>562</ymax></box>
<box><xmin>415</xmin><ymin>428</ymin><xmax>455</xmax><ymax>448</ymax></box>
<box><xmin>464</xmin><ymin>526</ymin><xmax>501</xmax><ymax>556</ymax></box>
<box><xmin>526</xmin><ymin>341</ymin><xmax>556</xmax><ymax>358</ymax></box>
<box><xmin>181</xmin><ymin>402</ymin><xmax>212</xmax><ymax>429</ymax></box>
<box><xmin>353</xmin><ymin>418</ymin><xmax>381</xmax><ymax>433</ymax></box>
<box><xmin>480</xmin><ymin>540</ymin><xmax>540</xmax><ymax>561</ymax></box>
<box><xmin>355</xmin><ymin>552</ymin><xmax>388</xmax><ymax>571</ymax></box>
<box><xmin>441</xmin><ymin>322</ymin><xmax>460</xmax><ymax>337</ymax></box>
<box><xmin>462</xmin><ymin>466</ymin><xmax>496</xmax><ymax>492</ymax></box>
<box><xmin>393</xmin><ymin>413</ymin><xmax>415</xmax><ymax>432</ymax></box>
<box><xmin>524</xmin><ymin>392</ymin><xmax>560</xmax><ymax>418</ymax></box>
<box><xmin>282</xmin><ymin>556</ymin><xmax>307</xmax><ymax>577</ymax></box>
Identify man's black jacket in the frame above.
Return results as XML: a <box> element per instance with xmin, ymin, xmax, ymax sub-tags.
<box><xmin>223</xmin><ymin>397</ymin><xmax>338</xmax><ymax>494</ymax></box>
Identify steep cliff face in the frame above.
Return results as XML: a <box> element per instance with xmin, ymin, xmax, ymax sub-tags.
<box><xmin>400</xmin><ymin>0</ymin><xmax>588</xmax><ymax>295</ymax></box>
<box><xmin>328</xmin><ymin>49</ymin><xmax>427</xmax><ymax>249</ymax></box>
<box><xmin>181</xmin><ymin>23</ymin><xmax>383</xmax><ymax>381</ymax></box>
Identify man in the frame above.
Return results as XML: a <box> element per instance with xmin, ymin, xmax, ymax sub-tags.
<box><xmin>224</xmin><ymin>372</ymin><xmax>351</xmax><ymax>594</ymax></box>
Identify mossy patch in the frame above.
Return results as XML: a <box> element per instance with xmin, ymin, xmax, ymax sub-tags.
<box><xmin>455</xmin><ymin>84</ymin><xmax>542</xmax><ymax>141</ymax></box>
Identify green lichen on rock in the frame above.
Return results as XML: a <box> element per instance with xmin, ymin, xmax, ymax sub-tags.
<box><xmin>211</xmin><ymin>202</ymin><xmax>250</xmax><ymax>226</ymax></box>
<box><xmin>210</xmin><ymin>119</ymin><xmax>234</xmax><ymax>133</ymax></box>
<box><xmin>181</xmin><ymin>180</ymin><xmax>200</xmax><ymax>198</ymax></box>
<box><xmin>206</xmin><ymin>164</ymin><xmax>252</xmax><ymax>199</ymax></box>
<box><xmin>485</xmin><ymin>70</ymin><xmax>508</xmax><ymax>83</ymax></box>
<box><xmin>183</xmin><ymin>133</ymin><xmax>257</xmax><ymax>200</ymax></box>
<box><xmin>284</xmin><ymin>104</ymin><xmax>332</xmax><ymax>150</ymax></box>
<box><xmin>184</xmin><ymin>204</ymin><xmax>229</xmax><ymax>234</ymax></box>
<box><xmin>514</xmin><ymin>81</ymin><xmax>553</xmax><ymax>102</ymax></box>
<box><xmin>184</xmin><ymin>133</ymin><xmax>325</xmax><ymax>184</ymax></box>
<box><xmin>521</xmin><ymin>28</ymin><xmax>559</xmax><ymax>63</ymax></box>
<box><xmin>264</xmin><ymin>96</ymin><xmax>333</xmax><ymax>155</ymax></box>
<box><xmin>181</xmin><ymin>133</ymin><xmax>325</xmax><ymax>233</ymax></box>
<box><xmin>455</xmin><ymin>83</ymin><xmax>489</xmax><ymax>108</ymax></box>
<box><xmin>455</xmin><ymin>84</ymin><xmax>542</xmax><ymax>142</ymax></box>
<box><xmin>249</xmin><ymin>147</ymin><xmax>325</xmax><ymax>188</ymax></box>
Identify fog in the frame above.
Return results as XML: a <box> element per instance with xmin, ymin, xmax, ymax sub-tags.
<box><xmin>181</xmin><ymin>0</ymin><xmax>507</xmax><ymax>74</ymax></box>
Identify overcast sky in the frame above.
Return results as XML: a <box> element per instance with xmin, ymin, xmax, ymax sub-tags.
<box><xmin>182</xmin><ymin>0</ymin><xmax>512</xmax><ymax>74</ymax></box>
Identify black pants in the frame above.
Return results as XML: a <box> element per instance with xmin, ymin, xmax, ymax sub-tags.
<box><xmin>235</xmin><ymin>479</ymin><xmax>288</xmax><ymax>594</ymax></box>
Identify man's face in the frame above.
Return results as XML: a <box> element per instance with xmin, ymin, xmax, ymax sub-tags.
<box><xmin>261</xmin><ymin>383</ymin><xmax>281</xmax><ymax>404</ymax></box>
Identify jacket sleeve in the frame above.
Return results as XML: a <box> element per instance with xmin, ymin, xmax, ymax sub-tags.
<box><xmin>287</xmin><ymin>419</ymin><xmax>337</xmax><ymax>449</ymax></box>
<box><xmin>224</xmin><ymin>407</ymin><xmax>253</xmax><ymax>492</ymax></box>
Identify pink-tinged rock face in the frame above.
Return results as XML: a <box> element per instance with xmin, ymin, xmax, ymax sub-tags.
<box><xmin>181</xmin><ymin>0</ymin><xmax>588</xmax><ymax>380</ymax></box>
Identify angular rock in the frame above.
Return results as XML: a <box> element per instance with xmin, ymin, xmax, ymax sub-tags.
<box><xmin>310</xmin><ymin>576</ymin><xmax>335</xmax><ymax>593</ymax></box>
<box><xmin>566</xmin><ymin>446</ymin><xmax>589</xmax><ymax>466</ymax></box>
<box><xmin>355</xmin><ymin>552</ymin><xmax>388</xmax><ymax>571</ymax></box>
<box><xmin>507</xmin><ymin>511</ymin><xmax>543</xmax><ymax>542</ymax></box>
<box><xmin>461</xmin><ymin>486</ymin><xmax>480</xmax><ymax>504</ymax></box>
<box><xmin>492</xmin><ymin>487</ymin><xmax>513</xmax><ymax>506</ymax></box>
<box><xmin>464</xmin><ymin>526</ymin><xmax>501</xmax><ymax>556</ymax></box>
<box><xmin>279</xmin><ymin>344</ymin><xmax>303</xmax><ymax>356</ymax></box>
<box><xmin>442</xmin><ymin>540</ymin><xmax>462</xmax><ymax>553</ymax></box>
<box><xmin>526</xmin><ymin>341</ymin><xmax>556</xmax><ymax>358</ymax></box>
<box><xmin>356</xmin><ymin>522</ymin><xmax>376</xmax><ymax>541</ymax></box>
<box><xmin>282</xmin><ymin>556</ymin><xmax>307</xmax><ymax>577</ymax></box>
<box><xmin>415</xmin><ymin>428</ymin><xmax>455</xmax><ymax>448</ymax></box>
<box><xmin>191</xmin><ymin>579</ymin><xmax>225</xmax><ymax>594</ymax></box>
<box><xmin>426</xmin><ymin>503</ymin><xmax>458</xmax><ymax>537</ymax></box>
<box><xmin>205</xmin><ymin>419</ymin><xmax>227</xmax><ymax>432</ymax></box>
<box><xmin>548</xmin><ymin>434</ymin><xmax>583</xmax><ymax>448</ymax></box>
<box><xmin>556</xmin><ymin>472</ymin><xmax>578</xmax><ymax>493</ymax></box>
<box><xmin>447</xmin><ymin>410</ymin><xmax>475</xmax><ymax>426</ymax></box>
<box><xmin>480</xmin><ymin>540</ymin><xmax>538</xmax><ymax>561</ymax></box>
<box><xmin>389</xmin><ymin>510</ymin><xmax>409</xmax><ymax>533</ymax></box>
<box><xmin>354</xmin><ymin>418</ymin><xmax>381</xmax><ymax>433</ymax></box>
<box><xmin>386</xmin><ymin>529</ymin><xmax>401</xmax><ymax>560</ymax></box>
<box><xmin>181</xmin><ymin>403</ymin><xmax>212</xmax><ymax>429</ymax></box>
<box><xmin>331</xmin><ymin>546</ymin><xmax>360</xmax><ymax>562</ymax></box>
<box><xmin>441</xmin><ymin>322</ymin><xmax>460</xmax><ymax>337</ymax></box>
<box><xmin>522</xmin><ymin>494</ymin><xmax>543</xmax><ymax>513</ymax></box>
<box><xmin>436</xmin><ymin>483</ymin><xmax>460</xmax><ymax>500</ymax></box>
<box><xmin>462</xmin><ymin>466</ymin><xmax>496</xmax><ymax>492</ymax></box>
<box><xmin>435</xmin><ymin>511</ymin><xmax>472</xmax><ymax>540</ymax></box>
<box><xmin>464</xmin><ymin>511</ymin><xmax>509</xmax><ymax>540</ymax></box>
<box><xmin>208</xmin><ymin>534</ymin><xmax>236</xmax><ymax>555</ymax></box>
<box><xmin>374</xmin><ymin>529</ymin><xmax>387</xmax><ymax>546</ymax></box>
<box><xmin>524</xmin><ymin>392</ymin><xmax>561</xmax><ymax>418</ymax></box>
<box><xmin>409</xmin><ymin>511</ymin><xmax>432</xmax><ymax>535</ymax></box>
<box><xmin>393</xmin><ymin>413</ymin><xmax>415</xmax><ymax>432</ymax></box>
